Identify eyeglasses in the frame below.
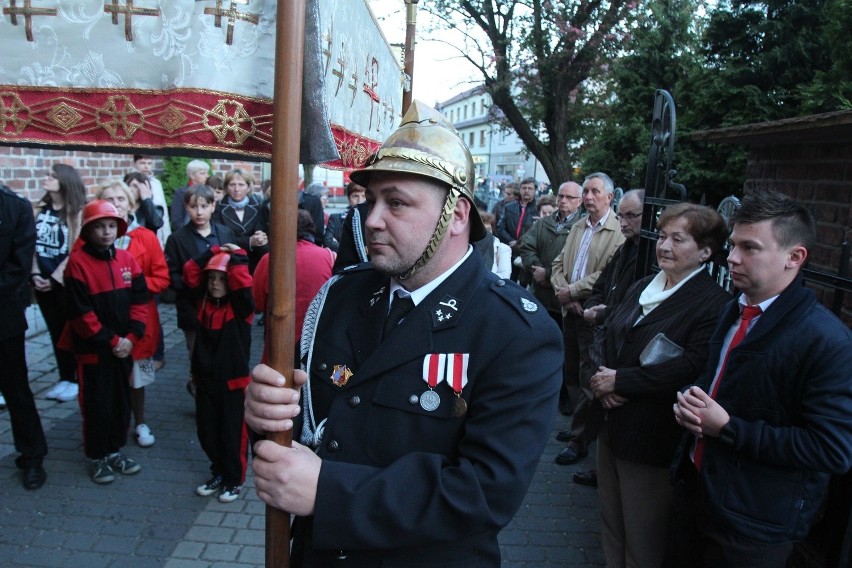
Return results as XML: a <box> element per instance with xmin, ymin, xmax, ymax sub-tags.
<box><xmin>616</xmin><ymin>212</ymin><xmax>641</xmax><ymax>221</ymax></box>
<box><xmin>558</xmin><ymin>195</ymin><xmax>581</xmax><ymax>200</ymax></box>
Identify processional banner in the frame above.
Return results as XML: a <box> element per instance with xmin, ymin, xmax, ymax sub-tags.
<box><xmin>0</xmin><ymin>0</ymin><xmax>403</xmax><ymax>167</ymax></box>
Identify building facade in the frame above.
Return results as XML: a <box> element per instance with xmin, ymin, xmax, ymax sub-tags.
<box><xmin>436</xmin><ymin>86</ymin><xmax>549</xmax><ymax>193</ymax></box>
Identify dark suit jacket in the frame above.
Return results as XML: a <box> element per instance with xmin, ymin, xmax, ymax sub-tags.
<box><xmin>0</xmin><ymin>186</ymin><xmax>35</xmax><ymax>342</ymax></box>
<box><xmin>496</xmin><ymin>199</ymin><xmax>536</xmax><ymax>245</ymax></box>
<box><xmin>293</xmin><ymin>253</ymin><xmax>563</xmax><ymax>567</ymax></box>
<box><xmin>603</xmin><ymin>269</ymin><xmax>729</xmax><ymax>467</ymax></box>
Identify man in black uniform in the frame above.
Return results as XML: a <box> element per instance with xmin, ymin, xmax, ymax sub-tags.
<box><xmin>245</xmin><ymin>102</ymin><xmax>563</xmax><ymax>566</ymax></box>
<box><xmin>0</xmin><ymin>184</ymin><xmax>48</xmax><ymax>489</ymax></box>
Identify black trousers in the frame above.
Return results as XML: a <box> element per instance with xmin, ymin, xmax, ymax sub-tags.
<box><xmin>562</xmin><ymin>313</ymin><xmax>600</xmax><ymax>450</ymax></box>
<box><xmin>77</xmin><ymin>349</ymin><xmax>132</xmax><ymax>459</ymax></box>
<box><xmin>35</xmin><ymin>287</ymin><xmax>77</xmax><ymax>383</ymax></box>
<box><xmin>195</xmin><ymin>385</ymin><xmax>248</xmax><ymax>488</ymax></box>
<box><xmin>0</xmin><ymin>333</ymin><xmax>48</xmax><ymax>467</ymax></box>
<box><xmin>667</xmin><ymin>464</ymin><xmax>795</xmax><ymax>568</ymax></box>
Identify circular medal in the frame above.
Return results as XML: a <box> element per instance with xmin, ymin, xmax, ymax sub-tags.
<box><xmin>419</xmin><ymin>390</ymin><xmax>440</xmax><ymax>411</ymax></box>
<box><xmin>453</xmin><ymin>397</ymin><xmax>468</xmax><ymax>418</ymax></box>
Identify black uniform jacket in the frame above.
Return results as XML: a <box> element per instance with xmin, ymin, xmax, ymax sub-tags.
<box><xmin>295</xmin><ymin>252</ymin><xmax>563</xmax><ymax>567</ymax></box>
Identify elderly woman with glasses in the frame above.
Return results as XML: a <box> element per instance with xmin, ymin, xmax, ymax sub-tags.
<box><xmin>589</xmin><ymin>202</ymin><xmax>730</xmax><ymax>568</ymax></box>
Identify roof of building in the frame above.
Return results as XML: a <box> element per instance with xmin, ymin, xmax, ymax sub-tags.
<box><xmin>688</xmin><ymin>109</ymin><xmax>852</xmax><ymax>145</ymax></box>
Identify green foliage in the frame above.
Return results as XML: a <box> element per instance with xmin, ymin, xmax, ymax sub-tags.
<box><xmin>582</xmin><ymin>0</ymin><xmax>848</xmax><ymax>206</ymax></box>
<box><xmin>427</xmin><ymin>0</ymin><xmax>641</xmax><ymax>186</ymax></box>
<box><xmin>161</xmin><ymin>157</ymin><xmax>212</xmax><ymax>205</ymax></box>
<box><xmin>580</xmin><ymin>0</ymin><xmax>701</xmax><ymax>191</ymax></box>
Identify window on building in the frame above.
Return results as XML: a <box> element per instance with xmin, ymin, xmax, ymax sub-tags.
<box><xmin>480</xmin><ymin>130</ymin><xmax>486</xmax><ymax>146</ymax></box>
<box><xmin>469</xmin><ymin>132</ymin><xmax>475</xmax><ymax>147</ymax></box>
<box><xmin>463</xmin><ymin>105</ymin><xmax>468</xmax><ymax>120</ymax></box>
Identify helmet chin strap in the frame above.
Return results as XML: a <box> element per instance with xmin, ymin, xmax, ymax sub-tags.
<box><xmin>393</xmin><ymin>189</ymin><xmax>460</xmax><ymax>281</ymax></box>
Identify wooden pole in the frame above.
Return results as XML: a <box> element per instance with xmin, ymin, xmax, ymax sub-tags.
<box><xmin>266</xmin><ymin>1</ymin><xmax>306</xmax><ymax>567</ymax></box>
<box><xmin>402</xmin><ymin>0</ymin><xmax>419</xmax><ymax>114</ymax></box>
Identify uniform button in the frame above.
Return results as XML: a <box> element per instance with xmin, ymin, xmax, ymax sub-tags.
<box><xmin>327</xmin><ymin>440</ymin><xmax>339</xmax><ymax>451</ymax></box>
<box><xmin>335</xmin><ymin>550</ymin><xmax>348</xmax><ymax>560</ymax></box>
<box><xmin>496</xmin><ymin>279</ymin><xmax>505</xmax><ymax>287</ymax></box>
<box><xmin>318</xmin><ymin>363</ymin><xmax>327</xmax><ymax>371</ymax></box>
<box><xmin>408</xmin><ymin>395</ymin><xmax>419</xmax><ymax>405</ymax></box>
<box><xmin>348</xmin><ymin>396</ymin><xmax>361</xmax><ymax>407</ymax></box>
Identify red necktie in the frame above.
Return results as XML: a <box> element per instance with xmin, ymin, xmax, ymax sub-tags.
<box><xmin>693</xmin><ymin>304</ymin><xmax>762</xmax><ymax>470</ymax></box>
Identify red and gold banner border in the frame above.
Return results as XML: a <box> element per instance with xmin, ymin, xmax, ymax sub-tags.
<box><xmin>0</xmin><ymin>85</ymin><xmax>380</xmax><ymax>167</ymax></box>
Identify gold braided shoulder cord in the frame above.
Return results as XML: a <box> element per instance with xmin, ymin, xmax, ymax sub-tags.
<box><xmin>395</xmin><ymin>188</ymin><xmax>461</xmax><ymax>281</ymax></box>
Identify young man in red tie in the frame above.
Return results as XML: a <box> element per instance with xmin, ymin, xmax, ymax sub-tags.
<box><xmin>672</xmin><ymin>191</ymin><xmax>852</xmax><ymax>567</ymax></box>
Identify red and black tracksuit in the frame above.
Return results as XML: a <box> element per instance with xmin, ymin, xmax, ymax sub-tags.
<box><xmin>183</xmin><ymin>246</ymin><xmax>254</xmax><ymax>488</ymax></box>
<box><xmin>63</xmin><ymin>243</ymin><xmax>148</xmax><ymax>460</ymax></box>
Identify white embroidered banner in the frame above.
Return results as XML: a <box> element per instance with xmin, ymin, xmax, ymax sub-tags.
<box><xmin>0</xmin><ymin>0</ymin><xmax>403</xmax><ymax>166</ymax></box>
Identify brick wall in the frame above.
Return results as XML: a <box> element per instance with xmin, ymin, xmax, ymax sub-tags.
<box><xmin>743</xmin><ymin>141</ymin><xmax>852</xmax><ymax>325</ymax></box>
<box><xmin>0</xmin><ymin>147</ymin><xmax>266</xmax><ymax>206</ymax></box>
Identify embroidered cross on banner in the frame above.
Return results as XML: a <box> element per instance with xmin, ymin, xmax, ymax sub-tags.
<box><xmin>104</xmin><ymin>0</ymin><xmax>160</xmax><ymax>42</ymax></box>
<box><xmin>3</xmin><ymin>0</ymin><xmax>58</xmax><ymax>42</ymax></box>
<box><xmin>203</xmin><ymin>0</ymin><xmax>260</xmax><ymax>45</ymax></box>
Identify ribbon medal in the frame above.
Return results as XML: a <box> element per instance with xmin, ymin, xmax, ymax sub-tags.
<box><xmin>420</xmin><ymin>354</ymin><xmax>446</xmax><ymax>411</ymax></box>
<box><xmin>446</xmin><ymin>353</ymin><xmax>470</xmax><ymax>417</ymax></box>
<box><xmin>331</xmin><ymin>364</ymin><xmax>353</xmax><ymax>387</ymax></box>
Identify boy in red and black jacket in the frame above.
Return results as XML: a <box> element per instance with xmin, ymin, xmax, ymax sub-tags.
<box><xmin>183</xmin><ymin>244</ymin><xmax>254</xmax><ymax>503</ymax></box>
<box><xmin>63</xmin><ymin>200</ymin><xmax>148</xmax><ymax>485</ymax></box>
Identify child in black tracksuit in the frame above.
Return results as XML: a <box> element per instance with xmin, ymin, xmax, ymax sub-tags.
<box><xmin>183</xmin><ymin>244</ymin><xmax>253</xmax><ymax>503</ymax></box>
<box><xmin>63</xmin><ymin>200</ymin><xmax>148</xmax><ymax>484</ymax></box>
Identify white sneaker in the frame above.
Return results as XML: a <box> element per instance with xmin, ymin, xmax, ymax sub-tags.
<box><xmin>45</xmin><ymin>380</ymin><xmax>71</xmax><ymax>400</ymax></box>
<box><xmin>218</xmin><ymin>485</ymin><xmax>242</xmax><ymax>503</ymax></box>
<box><xmin>55</xmin><ymin>382</ymin><xmax>79</xmax><ymax>402</ymax></box>
<box><xmin>135</xmin><ymin>424</ymin><xmax>155</xmax><ymax>447</ymax></box>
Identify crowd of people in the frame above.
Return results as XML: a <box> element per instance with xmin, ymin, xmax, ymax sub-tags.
<box><xmin>2</xmin><ymin>101</ymin><xmax>851</xmax><ymax>567</ymax></box>
<box><xmin>0</xmin><ymin>156</ymin><xmax>342</xmax><ymax>503</ymax></box>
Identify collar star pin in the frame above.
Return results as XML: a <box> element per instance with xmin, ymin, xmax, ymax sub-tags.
<box><xmin>331</xmin><ymin>364</ymin><xmax>353</xmax><ymax>387</ymax></box>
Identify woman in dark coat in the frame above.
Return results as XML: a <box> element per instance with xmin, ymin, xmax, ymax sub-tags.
<box><xmin>214</xmin><ymin>168</ymin><xmax>268</xmax><ymax>272</ymax></box>
<box><xmin>588</xmin><ymin>203</ymin><xmax>730</xmax><ymax>568</ymax></box>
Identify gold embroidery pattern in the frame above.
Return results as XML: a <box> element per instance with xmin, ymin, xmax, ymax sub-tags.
<box><xmin>103</xmin><ymin>0</ymin><xmax>160</xmax><ymax>42</ymax></box>
<box><xmin>159</xmin><ymin>105</ymin><xmax>187</xmax><ymax>133</ymax></box>
<box><xmin>46</xmin><ymin>102</ymin><xmax>82</xmax><ymax>131</ymax></box>
<box><xmin>3</xmin><ymin>0</ymin><xmax>58</xmax><ymax>42</ymax></box>
<box><xmin>203</xmin><ymin>99</ymin><xmax>257</xmax><ymax>146</ymax></box>
<box><xmin>96</xmin><ymin>96</ymin><xmax>145</xmax><ymax>140</ymax></box>
<box><xmin>203</xmin><ymin>0</ymin><xmax>260</xmax><ymax>46</ymax></box>
<box><xmin>0</xmin><ymin>92</ymin><xmax>31</xmax><ymax>136</ymax></box>
<box><xmin>0</xmin><ymin>86</ymin><xmax>384</xmax><ymax>162</ymax></box>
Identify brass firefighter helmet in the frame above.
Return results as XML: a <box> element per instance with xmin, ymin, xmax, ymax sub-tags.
<box><xmin>350</xmin><ymin>101</ymin><xmax>486</xmax><ymax>243</ymax></box>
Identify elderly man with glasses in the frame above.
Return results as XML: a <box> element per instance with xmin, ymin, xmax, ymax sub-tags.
<box><xmin>518</xmin><ymin>181</ymin><xmax>584</xmax><ymax>329</ymax></box>
<box><xmin>551</xmin><ymin>173</ymin><xmax>625</xmax><ymax>466</ymax></box>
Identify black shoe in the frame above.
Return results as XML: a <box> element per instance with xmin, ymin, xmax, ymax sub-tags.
<box><xmin>555</xmin><ymin>430</ymin><xmax>573</xmax><ymax>442</ymax></box>
<box><xmin>555</xmin><ymin>445</ymin><xmax>588</xmax><ymax>465</ymax></box>
<box><xmin>22</xmin><ymin>465</ymin><xmax>46</xmax><ymax>490</ymax></box>
<box><xmin>572</xmin><ymin>469</ymin><xmax>598</xmax><ymax>487</ymax></box>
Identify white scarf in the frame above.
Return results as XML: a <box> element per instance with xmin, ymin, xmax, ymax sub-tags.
<box><xmin>636</xmin><ymin>265</ymin><xmax>706</xmax><ymax>322</ymax></box>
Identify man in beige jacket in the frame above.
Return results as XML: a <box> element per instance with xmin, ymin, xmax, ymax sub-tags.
<box><xmin>550</xmin><ymin>172</ymin><xmax>624</xmax><ymax>465</ymax></box>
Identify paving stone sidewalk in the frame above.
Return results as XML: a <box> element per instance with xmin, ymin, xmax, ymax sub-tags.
<box><xmin>0</xmin><ymin>303</ymin><xmax>604</xmax><ymax>567</ymax></box>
